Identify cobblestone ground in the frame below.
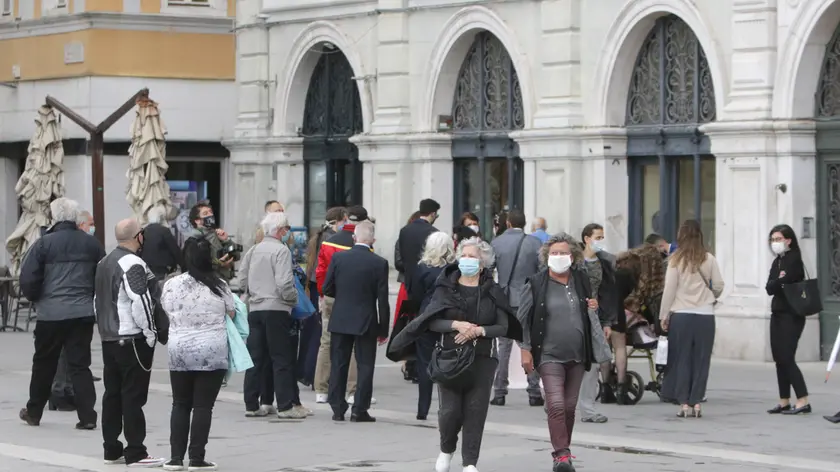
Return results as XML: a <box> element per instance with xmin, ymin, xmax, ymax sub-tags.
<box><xmin>1</xmin><ymin>294</ymin><xmax>839</xmax><ymax>471</ymax></box>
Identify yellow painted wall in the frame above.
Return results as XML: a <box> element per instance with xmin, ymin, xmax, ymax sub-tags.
<box><xmin>140</xmin><ymin>0</ymin><xmax>160</xmax><ymax>14</ymax></box>
<box><xmin>85</xmin><ymin>0</ymin><xmax>122</xmax><ymax>12</ymax></box>
<box><xmin>33</xmin><ymin>0</ymin><xmax>41</xmax><ymax>19</ymax></box>
<box><xmin>0</xmin><ymin>29</ymin><xmax>234</xmax><ymax>81</ymax></box>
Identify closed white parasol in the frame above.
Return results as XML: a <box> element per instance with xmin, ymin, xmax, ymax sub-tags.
<box><xmin>4</xmin><ymin>106</ymin><xmax>65</xmax><ymax>276</ymax></box>
<box><xmin>126</xmin><ymin>97</ymin><xmax>173</xmax><ymax>224</ymax></box>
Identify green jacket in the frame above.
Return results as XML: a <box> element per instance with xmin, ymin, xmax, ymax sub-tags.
<box><xmin>198</xmin><ymin>227</ymin><xmax>234</xmax><ymax>281</ymax></box>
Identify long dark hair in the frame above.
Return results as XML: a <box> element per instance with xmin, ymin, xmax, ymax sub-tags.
<box><xmin>305</xmin><ymin>206</ymin><xmax>347</xmax><ymax>283</ymax></box>
<box><xmin>768</xmin><ymin>224</ymin><xmax>800</xmax><ymax>254</ymax></box>
<box><xmin>670</xmin><ymin>219</ymin><xmax>706</xmax><ymax>272</ymax></box>
<box><xmin>183</xmin><ymin>237</ymin><xmax>226</xmax><ymax>297</ymax></box>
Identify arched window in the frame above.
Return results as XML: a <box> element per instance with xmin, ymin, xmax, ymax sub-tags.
<box><xmin>450</xmin><ymin>32</ymin><xmax>524</xmax><ymax>237</ymax></box>
<box><xmin>302</xmin><ymin>47</ymin><xmax>363</xmax><ymax>232</ymax></box>
<box><xmin>625</xmin><ymin>15</ymin><xmax>717</xmax><ymax>247</ymax></box>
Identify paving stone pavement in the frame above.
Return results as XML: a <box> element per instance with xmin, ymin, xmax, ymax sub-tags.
<box><xmin>1</xmin><ymin>312</ymin><xmax>839</xmax><ymax>471</ymax></box>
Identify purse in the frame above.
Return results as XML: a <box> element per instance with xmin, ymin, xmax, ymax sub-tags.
<box><xmin>291</xmin><ymin>266</ymin><xmax>316</xmax><ymax>320</ymax></box>
<box><xmin>782</xmin><ymin>274</ymin><xmax>823</xmax><ymax>317</ymax></box>
<box><xmin>428</xmin><ymin>338</ymin><xmax>477</xmax><ymax>389</ymax></box>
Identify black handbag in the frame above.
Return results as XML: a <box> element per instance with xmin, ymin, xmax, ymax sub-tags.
<box><xmin>782</xmin><ymin>278</ymin><xmax>823</xmax><ymax>317</ymax></box>
<box><xmin>386</xmin><ymin>312</ymin><xmax>416</xmax><ymax>362</ymax></box>
<box><xmin>428</xmin><ymin>338</ymin><xmax>477</xmax><ymax>389</ymax></box>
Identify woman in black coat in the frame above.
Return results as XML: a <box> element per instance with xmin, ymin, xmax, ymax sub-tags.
<box><xmin>765</xmin><ymin>224</ymin><xmax>810</xmax><ymax>415</ymax></box>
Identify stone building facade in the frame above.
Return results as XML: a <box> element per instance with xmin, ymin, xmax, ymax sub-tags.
<box><xmin>226</xmin><ymin>0</ymin><xmax>840</xmax><ymax>362</ymax></box>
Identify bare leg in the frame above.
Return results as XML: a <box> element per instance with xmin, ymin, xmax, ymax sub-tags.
<box><xmin>610</xmin><ymin>331</ymin><xmax>627</xmax><ymax>383</ymax></box>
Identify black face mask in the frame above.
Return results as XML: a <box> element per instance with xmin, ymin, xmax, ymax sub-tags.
<box><xmin>201</xmin><ymin>215</ymin><xmax>216</xmax><ymax>229</ymax></box>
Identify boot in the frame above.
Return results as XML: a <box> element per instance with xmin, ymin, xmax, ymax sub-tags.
<box><xmin>600</xmin><ymin>383</ymin><xmax>617</xmax><ymax>404</ymax></box>
<box><xmin>616</xmin><ymin>383</ymin><xmax>627</xmax><ymax>405</ymax></box>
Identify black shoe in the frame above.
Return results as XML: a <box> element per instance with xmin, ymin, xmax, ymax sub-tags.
<box><xmin>490</xmin><ymin>396</ymin><xmax>505</xmax><ymax>406</ymax></box>
<box><xmin>49</xmin><ymin>397</ymin><xmax>76</xmax><ymax>412</ymax></box>
<box><xmin>19</xmin><ymin>408</ymin><xmax>40</xmax><ymax>426</ymax></box>
<box><xmin>823</xmin><ymin>413</ymin><xmax>840</xmax><ymax>424</ymax></box>
<box><xmin>615</xmin><ymin>383</ymin><xmax>627</xmax><ymax>405</ymax></box>
<box><xmin>600</xmin><ymin>384</ymin><xmax>617</xmax><ymax>404</ymax></box>
<box><xmin>781</xmin><ymin>404</ymin><xmax>812</xmax><ymax>415</ymax></box>
<box><xmin>767</xmin><ymin>404</ymin><xmax>792</xmax><ymax>414</ymax></box>
<box><xmin>331</xmin><ymin>413</ymin><xmax>345</xmax><ymax>421</ymax></box>
<box><xmin>350</xmin><ymin>412</ymin><xmax>376</xmax><ymax>422</ymax></box>
<box><xmin>529</xmin><ymin>397</ymin><xmax>545</xmax><ymax>407</ymax></box>
<box><xmin>416</xmin><ymin>414</ymin><xmax>427</xmax><ymax>420</ymax></box>
<box><xmin>75</xmin><ymin>421</ymin><xmax>96</xmax><ymax>430</ymax></box>
<box><xmin>162</xmin><ymin>459</ymin><xmax>184</xmax><ymax>471</ymax></box>
<box><xmin>187</xmin><ymin>459</ymin><xmax>217</xmax><ymax>470</ymax></box>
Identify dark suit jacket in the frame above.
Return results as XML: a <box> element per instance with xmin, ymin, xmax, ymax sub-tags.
<box><xmin>323</xmin><ymin>244</ymin><xmax>391</xmax><ymax>338</ymax></box>
<box><xmin>139</xmin><ymin>223</ymin><xmax>183</xmax><ymax>275</ymax></box>
<box><xmin>396</xmin><ymin>219</ymin><xmax>438</xmax><ymax>290</ymax></box>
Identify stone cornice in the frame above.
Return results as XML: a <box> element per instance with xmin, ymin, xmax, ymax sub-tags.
<box><xmin>701</xmin><ymin>120</ymin><xmax>817</xmax><ymax>158</ymax></box>
<box><xmin>0</xmin><ymin>12</ymin><xmax>234</xmax><ymax>39</ymax></box>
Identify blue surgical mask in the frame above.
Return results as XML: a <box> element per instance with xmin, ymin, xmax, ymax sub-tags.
<box><xmin>458</xmin><ymin>257</ymin><xmax>480</xmax><ymax>276</ymax></box>
<box><xmin>591</xmin><ymin>239</ymin><xmax>605</xmax><ymax>253</ymax></box>
<box><xmin>281</xmin><ymin>231</ymin><xmax>291</xmax><ymax>243</ymax></box>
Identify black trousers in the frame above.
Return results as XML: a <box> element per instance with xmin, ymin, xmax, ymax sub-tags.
<box><xmin>101</xmin><ymin>339</ymin><xmax>154</xmax><ymax>465</ymax></box>
<box><xmin>770</xmin><ymin>312</ymin><xmax>809</xmax><ymax>399</ymax></box>
<box><xmin>169</xmin><ymin>370</ymin><xmax>226</xmax><ymax>462</ymax></box>
<box><xmin>26</xmin><ymin>317</ymin><xmax>97</xmax><ymax>424</ymax></box>
<box><xmin>415</xmin><ymin>332</ymin><xmax>436</xmax><ymax>418</ymax></box>
<box><xmin>243</xmin><ymin>310</ymin><xmax>300</xmax><ymax>412</ymax></box>
<box><xmin>328</xmin><ymin>331</ymin><xmax>377</xmax><ymax>416</ymax></box>
<box><xmin>438</xmin><ymin>356</ymin><xmax>497</xmax><ymax>467</ymax></box>
<box><xmin>52</xmin><ymin>348</ymin><xmax>75</xmax><ymax>400</ymax></box>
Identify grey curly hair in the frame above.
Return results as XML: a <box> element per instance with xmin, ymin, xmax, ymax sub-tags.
<box><xmin>456</xmin><ymin>237</ymin><xmax>495</xmax><ymax>268</ymax></box>
<box><xmin>538</xmin><ymin>232</ymin><xmax>584</xmax><ymax>267</ymax></box>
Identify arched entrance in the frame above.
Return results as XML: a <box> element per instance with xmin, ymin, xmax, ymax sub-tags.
<box><xmin>625</xmin><ymin>15</ymin><xmax>717</xmax><ymax>248</ymax></box>
<box><xmin>451</xmin><ymin>31</ymin><xmax>524</xmax><ymax>238</ymax></box>
<box><xmin>302</xmin><ymin>46</ymin><xmax>363</xmax><ymax>231</ymax></box>
<box><xmin>815</xmin><ymin>22</ymin><xmax>840</xmax><ymax>358</ymax></box>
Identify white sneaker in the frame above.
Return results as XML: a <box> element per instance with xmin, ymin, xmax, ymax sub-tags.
<box><xmin>462</xmin><ymin>466</ymin><xmax>478</xmax><ymax>472</ymax></box>
<box><xmin>435</xmin><ymin>452</ymin><xmax>453</xmax><ymax>472</ymax></box>
<box><xmin>315</xmin><ymin>393</ymin><xmax>328</xmax><ymax>403</ymax></box>
<box><xmin>259</xmin><ymin>404</ymin><xmax>277</xmax><ymax>415</ymax></box>
<box><xmin>294</xmin><ymin>404</ymin><xmax>314</xmax><ymax>417</ymax></box>
<box><xmin>104</xmin><ymin>456</ymin><xmax>126</xmax><ymax>465</ymax></box>
<box><xmin>127</xmin><ymin>456</ymin><xmax>166</xmax><ymax>468</ymax></box>
<box><xmin>276</xmin><ymin>407</ymin><xmax>307</xmax><ymax>420</ymax></box>
<box><xmin>346</xmin><ymin>396</ymin><xmax>377</xmax><ymax>405</ymax></box>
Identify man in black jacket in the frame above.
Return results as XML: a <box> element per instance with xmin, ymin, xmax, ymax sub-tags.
<box><xmin>139</xmin><ymin>206</ymin><xmax>183</xmax><ymax>284</ymax></box>
<box><xmin>18</xmin><ymin>198</ymin><xmax>105</xmax><ymax>430</ymax></box>
<box><xmin>396</xmin><ymin>199</ymin><xmax>440</xmax><ymax>291</ymax></box>
<box><xmin>323</xmin><ymin>221</ymin><xmax>390</xmax><ymax>423</ymax></box>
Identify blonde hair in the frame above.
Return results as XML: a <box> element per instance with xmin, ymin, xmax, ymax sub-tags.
<box><xmin>420</xmin><ymin>232</ymin><xmax>455</xmax><ymax>268</ymax></box>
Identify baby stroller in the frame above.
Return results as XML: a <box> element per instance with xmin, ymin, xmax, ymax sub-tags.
<box><xmin>597</xmin><ymin>308</ymin><xmax>666</xmax><ymax>405</ymax></box>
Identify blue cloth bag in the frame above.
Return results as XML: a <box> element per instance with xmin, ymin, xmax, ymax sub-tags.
<box><xmin>225</xmin><ymin>294</ymin><xmax>254</xmax><ymax>382</ymax></box>
<box><xmin>292</xmin><ymin>266</ymin><xmax>316</xmax><ymax>320</ymax></box>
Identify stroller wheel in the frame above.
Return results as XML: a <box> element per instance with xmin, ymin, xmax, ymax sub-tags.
<box><xmin>623</xmin><ymin>371</ymin><xmax>645</xmax><ymax>405</ymax></box>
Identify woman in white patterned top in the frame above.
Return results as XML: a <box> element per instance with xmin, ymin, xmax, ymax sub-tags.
<box><xmin>161</xmin><ymin>236</ymin><xmax>234</xmax><ymax>471</ymax></box>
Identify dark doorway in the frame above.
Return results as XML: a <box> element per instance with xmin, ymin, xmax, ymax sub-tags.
<box><xmin>166</xmin><ymin>160</ymin><xmax>222</xmax><ymax>224</ymax></box>
<box><xmin>624</xmin><ymin>15</ymin><xmax>717</xmax><ymax>249</ymax></box>
<box><xmin>450</xmin><ymin>32</ymin><xmax>524</xmax><ymax>240</ymax></box>
<box><xmin>814</xmin><ymin>22</ymin><xmax>840</xmax><ymax>359</ymax></box>
<box><xmin>302</xmin><ymin>46</ymin><xmax>364</xmax><ymax>233</ymax></box>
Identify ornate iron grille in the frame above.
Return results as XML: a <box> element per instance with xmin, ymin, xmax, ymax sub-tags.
<box><xmin>452</xmin><ymin>32</ymin><xmax>524</xmax><ymax>132</ymax></box>
<box><xmin>302</xmin><ymin>49</ymin><xmax>363</xmax><ymax>138</ymax></box>
<box><xmin>828</xmin><ymin>163</ymin><xmax>840</xmax><ymax>296</ymax></box>
<box><xmin>817</xmin><ymin>26</ymin><xmax>840</xmax><ymax>118</ymax></box>
<box><xmin>626</xmin><ymin>15</ymin><xmax>716</xmax><ymax>126</ymax></box>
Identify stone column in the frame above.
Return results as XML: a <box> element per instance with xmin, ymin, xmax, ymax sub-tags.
<box><xmin>234</xmin><ymin>0</ymin><xmax>271</xmax><ymax>138</ymax></box>
<box><xmin>372</xmin><ymin>0</ymin><xmax>411</xmax><ymax>133</ymax></box>
<box><xmin>532</xmin><ymin>0</ymin><xmax>582</xmax><ymax>128</ymax></box>
<box><xmin>702</xmin><ymin>120</ymin><xmax>819</xmax><ymax>362</ymax></box>
<box><xmin>581</xmin><ymin>128</ymin><xmax>629</xmax><ymax>251</ymax></box>
<box><xmin>723</xmin><ymin>0</ymin><xmax>777</xmax><ymax>120</ymax></box>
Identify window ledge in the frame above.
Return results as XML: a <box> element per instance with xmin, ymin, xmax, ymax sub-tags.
<box><xmin>160</xmin><ymin>0</ymin><xmax>227</xmax><ymax>17</ymax></box>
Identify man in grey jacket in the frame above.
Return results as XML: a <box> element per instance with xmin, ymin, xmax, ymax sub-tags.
<box><xmin>243</xmin><ymin>211</ymin><xmax>308</xmax><ymax>420</ymax></box>
<box><xmin>490</xmin><ymin>209</ymin><xmax>544</xmax><ymax>406</ymax></box>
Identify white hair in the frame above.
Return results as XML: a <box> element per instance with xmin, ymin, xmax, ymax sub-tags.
<box><xmin>50</xmin><ymin>198</ymin><xmax>79</xmax><ymax>224</ymax></box>
<box><xmin>76</xmin><ymin>210</ymin><xmax>92</xmax><ymax>225</ymax></box>
<box><xmin>456</xmin><ymin>237</ymin><xmax>495</xmax><ymax>268</ymax></box>
<box><xmin>260</xmin><ymin>211</ymin><xmax>289</xmax><ymax>237</ymax></box>
<box><xmin>146</xmin><ymin>206</ymin><xmax>166</xmax><ymax>224</ymax></box>
<box><xmin>420</xmin><ymin>231</ymin><xmax>455</xmax><ymax>268</ymax></box>
<box><xmin>354</xmin><ymin>220</ymin><xmax>375</xmax><ymax>244</ymax></box>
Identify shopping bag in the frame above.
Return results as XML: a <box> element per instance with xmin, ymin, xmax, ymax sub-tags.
<box><xmin>654</xmin><ymin>336</ymin><xmax>669</xmax><ymax>366</ymax></box>
<box><xmin>291</xmin><ymin>274</ymin><xmax>316</xmax><ymax>320</ymax></box>
<box><xmin>782</xmin><ymin>278</ymin><xmax>823</xmax><ymax>317</ymax></box>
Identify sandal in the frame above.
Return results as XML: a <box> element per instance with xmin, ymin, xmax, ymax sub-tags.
<box><xmin>677</xmin><ymin>406</ymin><xmax>691</xmax><ymax>418</ymax></box>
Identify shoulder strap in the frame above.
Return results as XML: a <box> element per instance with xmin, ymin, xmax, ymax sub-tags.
<box><xmin>506</xmin><ymin>233</ymin><xmax>528</xmax><ymax>288</ymax></box>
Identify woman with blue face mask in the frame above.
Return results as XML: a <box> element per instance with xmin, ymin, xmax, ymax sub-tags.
<box><xmin>387</xmin><ymin>237</ymin><xmax>523</xmax><ymax>472</ymax></box>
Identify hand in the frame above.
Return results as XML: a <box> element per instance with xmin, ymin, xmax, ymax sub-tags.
<box><xmin>453</xmin><ymin>321</ymin><xmax>477</xmax><ymax>335</ymax></box>
<box><xmin>604</xmin><ymin>326</ymin><xmax>612</xmax><ymax>338</ymax></box>
<box><xmin>661</xmin><ymin>316</ymin><xmax>670</xmax><ymax>332</ymax></box>
<box><xmin>454</xmin><ymin>327</ymin><xmax>481</xmax><ymax>344</ymax></box>
<box><xmin>378</xmin><ymin>337</ymin><xmax>388</xmax><ymax>346</ymax></box>
<box><xmin>586</xmin><ymin>298</ymin><xmax>599</xmax><ymax>310</ymax></box>
<box><xmin>779</xmin><ymin>270</ymin><xmax>786</xmax><ymax>278</ymax></box>
<box><xmin>219</xmin><ymin>254</ymin><xmax>233</xmax><ymax>267</ymax></box>
<box><xmin>215</xmin><ymin>228</ymin><xmax>229</xmax><ymax>240</ymax></box>
<box><xmin>521</xmin><ymin>349</ymin><xmax>535</xmax><ymax>375</ymax></box>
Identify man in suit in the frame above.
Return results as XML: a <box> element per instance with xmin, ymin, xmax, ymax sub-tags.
<box><xmin>396</xmin><ymin>199</ymin><xmax>440</xmax><ymax>290</ymax></box>
<box><xmin>322</xmin><ymin>221</ymin><xmax>390</xmax><ymax>423</ymax></box>
<box><xmin>490</xmin><ymin>209</ymin><xmax>544</xmax><ymax>407</ymax></box>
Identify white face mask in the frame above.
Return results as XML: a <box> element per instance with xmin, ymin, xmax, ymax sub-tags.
<box><xmin>591</xmin><ymin>239</ymin><xmax>606</xmax><ymax>253</ymax></box>
<box><xmin>547</xmin><ymin>254</ymin><xmax>572</xmax><ymax>274</ymax></box>
<box><xmin>771</xmin><ymin>241</ymin><xmax>787</xmax><ymax>255</ymax></box>
<box><xmin>468</xmin><ymin>225</ymin><xmax>480</xmax><ymax>234</ymax></box>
